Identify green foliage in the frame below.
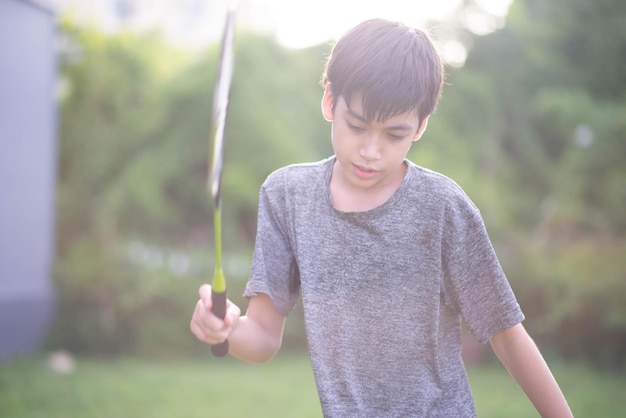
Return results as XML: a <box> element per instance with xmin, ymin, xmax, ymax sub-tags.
<box><xmin>52</xmin><ymin>22</ymin><xmax>328</xmax><ymax>355</ymax></box>
<box><xmin>452</xmin><ymin>0</ymin><xmax>626</xmax><ymax>368</ymax></box>
<box><xmin>510</xmin><ymin>239</ymin><xmax>626</xmax><ymax>368</ymax></box>
<box><xmin>533</xmin><ymin>89</ymin><xmax>626</xmax><ymax>232</ymax></box>
<box><xmin>51</xmin><ymin>0</ymin><xmax>626</xmax><ymax>367</ymax></box>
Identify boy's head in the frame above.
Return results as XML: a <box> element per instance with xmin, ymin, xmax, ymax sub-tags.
<box><xmin>320</xmin><ymin>18</ymin><xmax>444</xmax><ymax>126</ymax></box>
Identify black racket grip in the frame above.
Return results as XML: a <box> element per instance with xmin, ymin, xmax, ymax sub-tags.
<box><xmin>210</xmin><ymin>290</ymin><xmax>229</xmax><ymax>357</ymax></box>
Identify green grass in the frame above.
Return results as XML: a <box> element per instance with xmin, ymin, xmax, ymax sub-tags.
<box><xmin>1</xmin><ymin>352</ymin><xmax>624</xmax><ymax>417</ymax></box>
<box><xmin>468</xmin><ymin>361</ymin><xmax>626</xmax><ymax>417</ymax></box>
<box><xmin>0</xmin><ymin>352</ymin><xmax>321</xmax><ymax>418</ymax></box>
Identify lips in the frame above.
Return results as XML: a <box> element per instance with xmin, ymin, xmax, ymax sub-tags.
<box><xmin>353</xmin><ymin>163</ymin><xmax>377</xmax><ymax>179</ymax></box>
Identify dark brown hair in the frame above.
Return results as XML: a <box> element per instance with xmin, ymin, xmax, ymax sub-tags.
<box><xmin>320</xmin><ymin>19</ymin><xmax>444</xmax><ymax>125</ymax></box>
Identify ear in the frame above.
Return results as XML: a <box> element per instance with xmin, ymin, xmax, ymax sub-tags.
<box><xmin>413</xmin><ymin>116</ymin><xmax>430</xmax><ymax>142</ymax></box>
<box><xmin>321</xmin><ymin>86</ymin><xmax>335</xmax><ymax>122</ymax></box>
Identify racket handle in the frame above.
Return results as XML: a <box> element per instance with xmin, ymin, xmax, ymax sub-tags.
<box><xmin>210</xmin><ymin>290</ymin><xmax>229</xmax><ymax>357</ymax></box>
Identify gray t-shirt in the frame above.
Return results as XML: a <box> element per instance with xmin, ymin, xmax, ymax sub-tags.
<box><xmin>244</xmin><ymin>157</ymin><xmax>524</xmax><ymax>417</ymax></box>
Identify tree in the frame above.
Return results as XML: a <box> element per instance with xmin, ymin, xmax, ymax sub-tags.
<box><xmin>445</xmin><ymin>0</ymin><xmax>626</xmax><ymax>367</ymax></box>
<box><xmin>51</xmin><ymin>24</ymin><xmax>330</xmax><ymax>354</ymax></box>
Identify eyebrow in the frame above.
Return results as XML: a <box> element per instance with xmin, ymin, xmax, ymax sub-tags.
<box><xmin>345</xmin><ymin>108</ymin><xmax>414</xmax><ymax>131</ymax></box>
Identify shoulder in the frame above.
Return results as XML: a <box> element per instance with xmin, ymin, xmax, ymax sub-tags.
<box><xmin>405</xmin><ymin>161</ymin><xmax>480</xmax><ymax>216</ymax></box>
<box><xmin>262</xmin><ymin>157</ymin><xmax>332</xmax><ymax>194</ymax></box>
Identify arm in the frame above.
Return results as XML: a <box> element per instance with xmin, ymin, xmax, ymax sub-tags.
<box><xmin>228</xmin><ymin>292</ymin><xmax>286</xmax><ymax>362</ymax></box>
<box><xmin>190</xmin><ymin>284</ymin><xmax>286</xmax><ymax>363</ymax></box>
<box><xmin>490</xmin><ymin>323</ymin><xmax>573</xmax><ymax>418</ymax></box>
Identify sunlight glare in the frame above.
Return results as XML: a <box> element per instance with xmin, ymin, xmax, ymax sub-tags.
<box><xmin>441</xmin><ymin>40</ymin><xmax>468</xmax><ymax>68</ymax></box>
<box><xmin>248</xmin><ymin>0</ymin><xmax>513</xmax><ymax>49</ymax></box>
<box><xmin>249</xmin><ymin>0</ymin><xmax>463</xmax><ymax>49</ymax></box>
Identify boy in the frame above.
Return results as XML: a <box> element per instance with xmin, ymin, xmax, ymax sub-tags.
<box><xmin>190</xmin><ymin>18</ymin><xmax>573</xmax><ymax>417</ymax></box>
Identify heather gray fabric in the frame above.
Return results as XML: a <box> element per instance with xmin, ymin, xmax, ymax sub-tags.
<box><xmin>244</xmin><ymin>156</ymin><xmax>524</xmax><ymax>417</ymax></box>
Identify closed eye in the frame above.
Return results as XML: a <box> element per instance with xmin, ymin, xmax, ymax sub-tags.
<box><xmin>387</xmin><ymin>130</ymin><xmax>413</xmax><ymax>141</ymax></box>
<box><xmin>347</xmin><ymin>122</ymin><xmax>365</xmax><ymax>133</ymax></box>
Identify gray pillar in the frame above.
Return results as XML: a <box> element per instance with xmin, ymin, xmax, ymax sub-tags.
<box><xmin>0</xmin><ymin>0</ymin><xmax>57</xmax><ymax>361</ymax></box>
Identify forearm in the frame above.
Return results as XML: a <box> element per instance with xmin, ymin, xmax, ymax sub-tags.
<box><xmin>490</xmin><ymin>324</ymin><xmax>573</xmax><ymax>418</ymax></box>
<box><xmin>227</xmin><ymin>315</ymin><xmax>284</xmax><ymax>363</ymax></box>
<box><xmin>223</xmin><ymin>293</ymin><xmax>286</xmax><ymax>363</ymax></box>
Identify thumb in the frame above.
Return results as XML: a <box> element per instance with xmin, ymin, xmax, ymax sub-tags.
<box><xmin>223</xmin><ymin>300</ymin><xmax>241</xmax><ymax>327</ymax></box>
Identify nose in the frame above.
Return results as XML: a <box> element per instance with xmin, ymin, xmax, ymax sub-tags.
<box><xmin>359</xmin><ymin>134</ymin><xmax>382</xmax><ymax>161</ymax></box>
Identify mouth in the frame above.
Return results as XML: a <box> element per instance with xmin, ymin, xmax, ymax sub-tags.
<box><xmin>353</xmin><ymin>163</ymin><xmax>378</xmax><ymax>179</ymax></box>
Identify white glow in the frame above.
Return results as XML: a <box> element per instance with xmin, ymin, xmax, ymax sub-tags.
<box><xmin>248</xmin><ymin>0</ymin><xmax>463</xmax><ymax>49</ymax></box>
<box><xmin>475</xmin><ymin>0</ymin><xmax>514</xmax><ymax>16</ymax></box>
<box><xmin>248</xmin><ymin>0</ymin><xmax>513</xmax><ymax>49</ymax></box>
<box><xmin>54</xmin><ymin>0</ymin><xmax>514</xmax><ymax>53</ymax></box>
<box><xmin>442</xmin><ymin>40</ymin><xmax>468</xmax><ymax>67</ymax></box>
<box><xmin>462</xmin><ymin>9</ymin><xmax>503</xmax><ymax>36</ymax></box>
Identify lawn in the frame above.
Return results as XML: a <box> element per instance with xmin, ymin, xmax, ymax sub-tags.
<box><xmin>1</xmin><ymin>351</ymin><xmax>624</xmax><ymax>417</ymax></box>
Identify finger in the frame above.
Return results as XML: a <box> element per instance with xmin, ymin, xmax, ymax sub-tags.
<box><xmin>190</xmin><ymin>316</ymin><xmax>208</xmax><ymax>341</ymax></box>
<box><xmin>195</xmin><ymin>299</ymin><xmax>223</xmax><ymax>329</ymax></box>
<box><xmin>190</xmin><ymin>301</ymin><xmax>210</xmax><ymax>340</ymax></box>
<box><xmin>199</xmin><ymin>284</ymin><xmax>213</xmax><ymax>307</ymax></box>
<box><xmin>191</xmin><ymin>319</ymin><xmax>227</xmax><ymax>345</ymax></box>
<box><xmin>196</xmin><ymin>298</ymin><xmax>233</xmax><ymax>337</ymax></box>
<box><xmin>191</xmin><ymin>299</ymin><xmax>211</xmax><ymax>330</ymax></box>
<box><xmin>190</xmin><ymin>301</ymin><xmax>230</xmax><ymax>344</ymax></box>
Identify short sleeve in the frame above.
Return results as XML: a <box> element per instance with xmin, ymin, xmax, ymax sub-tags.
<box><xmin>243</xmin><ymin>172</ymin><xmax>300</xmax><ymax>316</ymax></box>
<box><xmin>441</xmin><ymin>198</ymin><xmax>524</xmax><ymax>343</ymax></box>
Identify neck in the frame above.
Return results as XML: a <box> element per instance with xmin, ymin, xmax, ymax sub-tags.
<box><xmin>329</xmin><ymin>160</ymin><xmax>406</xmax><ymax>212</ymax></box>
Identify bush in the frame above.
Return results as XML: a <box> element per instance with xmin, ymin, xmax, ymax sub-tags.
<box><xmin>508</xmin><ymin>236</ymin><xmax>626</xmax><ymax>370</ymax></box>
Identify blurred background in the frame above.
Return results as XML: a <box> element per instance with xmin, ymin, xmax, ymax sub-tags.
<box><xmin>1</xmin><ymin>0</ymin><xmax>625</xmax><ymax>416</ymax></box>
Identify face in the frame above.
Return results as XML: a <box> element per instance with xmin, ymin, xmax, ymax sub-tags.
<box><xmin>322</xmin><ymin>87</ymin><xmax>428</xmax><ymax>193</ymax></box>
